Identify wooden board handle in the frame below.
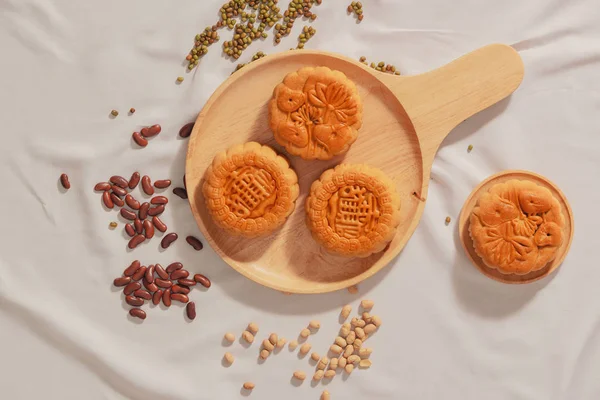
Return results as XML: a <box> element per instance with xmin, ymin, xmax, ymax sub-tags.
<box><xmin>386</xmin><ymin>44</ymin><xmax>524</xmax><ymax>168</ymax></box>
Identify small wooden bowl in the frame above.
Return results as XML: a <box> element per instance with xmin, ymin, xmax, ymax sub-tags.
<box><xmin>186</xmin><ymin>44</ymin><xmax>524</xmax><ymax>294</ymax></box>
<box><xmin>458</xmin><ymin>170</ymin><xmax>574</xmax><ymax>284</ymax></box>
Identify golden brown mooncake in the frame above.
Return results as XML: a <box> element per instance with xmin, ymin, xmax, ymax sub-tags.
<box><xmin>305</xmin><ymin>164</ymin><xmax>401</xmax><ymax>258</ymax></box>
<box><xmin>202</xmin><ymin>142</ymin><xmax>299</xmax><ymax>237</ymax></box>
<box><xmin>269</xmin><ymin>66</ymin><xmax>363</xmax><ymax>160</ymax></box>
<box><xmin>469</xmin><ymin>179</ymin><xmax>565</xmax><ymax>275</ymax></box>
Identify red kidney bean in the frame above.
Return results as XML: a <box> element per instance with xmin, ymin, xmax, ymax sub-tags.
<box><xmin>173</xmin><ymin>187</ymin><xmax>188</xmax><ymax>199</ymax></box>
<box><xmin>128</xmin><ymin>234</ymin><xmax>146</xmax><ymax>249</ymax></box>
<box><xmin>131</xmin><ymin>265</ymin><xmax>147</xmax><ymax>281</ymax></box>
<box><xmin>94</xmin><ymin>182</ymin><xmax>111</xmax><ymax>191</ymax></box>
<box><xmin>134</xmin><ymin>218</ymin><xmax>143</xmax><ymax>234</ymax></box>
<box><xmin>125</xmin><ymin>194</ymin><xmax>140</xmax><ymax>210</ymax></box>
<box><xmin>113</xmin><ymin>276</ymin><xmax>131</xmax><ymax>287</ymax></box>
<box><xmin>133</xmin><ymin>289</ymin><xmax>152</xmax><ymax>300</ymax></box>
<box><xmin>143</xmin><ymin>220</ymin><xmax>155</xmax><ymax>239</ymax></box>
<box><xmin>128</xmin><ymin>172</ymin><xmax>140</xmax><ymax>190</ymax></box>
<box><xmin>194</xmin><ymin>274</ymin><xmax>211</xmax><ymax>288</ymax></box>
<box><xmin>186</xmin><ymin>302</ymin><xmax>196</xmax><ymax>320</ymax></box>
<box><xmin>60</xmin><ymin>173</ymin><xmax>70</xmax><ymax>189</ymax></box>
<box><xmin>126</xmin><ymin>295</ymin><xmax>144</xmax><ymax>307</ymax></box>
<box><xmin>152</xmin><ymin>216</ymin><xmax>167</xmax><ymax>232</ymax></box>
<box><xmin>145</xmin><ymin>265</ymin><xmax>155</xmax><ymax>283</ymax></box>
<box><xmin>147</xmin><ymin>124</ymin><xmax>162</xmax><ymax>137</ymax></box>
<box><xmin>162</xmin><ymin>288</ymin><xmax>172</xmax><ymax>307</ymax></box>
<box><xmin>144</xmin><ymin>281</ymin><xmax>158</xmax><ymax>293</ymax></box>
<box><xmin>111</xmin><ymin>193</ymin><xmax>125</xmax><ymax>207</ymax></box>
<box><xmin>123</xmin><ymin>260</ymin><xmax>141</xmax><ymax>276</ymax></box>
<box><xmin>139</xmin><ymin>202</ymin><xmax>150</xmax><ymax>220</ymax></box>
<box><xmin>172</xmin><ymin>284</ymin><xmax>190</xmax><ymax>295</ymax></box>
<box><xmin>124</xmin><ymin>282</ymin><xmax>141</xmax><ymax>295</ymax></box>
<box><xmin>155</xmin><ymin>278</ymin><xmax>173</xmax><ymax>288</ymax></box>
<box><xmin>179</xmin><ymin>122</ymin><xmax>194</xmax><ymax>138</ymax></box>
<box><xmin>161</xmin><ymin>233</ymin><xmax>178</xmax><ymax>249</ymax></box>
<box><xmin>148</xmin><ymin>205</ymin><xmax>164</xmax><ymax>216</ymax></box>
<box><xmin>170</xmin><ymin>269</ymin><xmax>189</xmax><ymax>280</ymax></box>
<box><xmin>171</xmin><ymin>293</ymin><xmax>189</xmax><ymax>303</ymax></box>
<box><xmin>141</xmin><ymin>127</ymin><xmax>149</xmax><ymax>137</ymax></box>
<box><xmin>141</xmin><ymin>176</ymin><xmax>154</xmax><ymax>195</ymax></box>
<box><xmin>120</xmin><ymin>208</ymin><xmax>137</xmax><ymax>221</ymax></box>
<box><xmin>129</xmin><ymin>308</ymin><xmax>146</xmax><ymax>320</ymax></box>
<box><xmin>166</xmin><ymin>262</ymin><xmax>183</xmax><ymax>273</ymax></box>
<box><xmin>178</xmin><ymin>279</ymin><xmax>196</xmax><ymax>287</ymax></box>
<box><xmin>132</xmin><ymin>132</ymin><xmax>148</xmax><ymax>147</ymax></box>
<box><xmin>102</xmin><ymin>191</ymin><xmax>114</xmax><ymax>209</ymax></box>
<box><xmin>110</xmin><ymin>175</ymin><xmax>128</xmax><ymax>188</ymax></box>
<box><xmin>112</xmin><ymin>185</ymin><xmax>127</xmax><ymax>197</ymax></box>
<box><xmin>186</xmin><ymin>236</ymin><xmax>203</xmax><ymax>251</ymax></box>
<box><xmin>125</xmin><ymin>224</ymin><xmax>135</xmax><ymax>237</ymax></box>
<box><xmin>152</xmin><ymin>289</ymin><xmax>163</xmax><ymax>305</ymax></box>
<box><xmin>155</xmin><ymin>264</ymin><xmax>169</xmax><ymax>280</ymax></box>
<box><xmin>150</xmin><ymin>196</ymin><xmax>168</xmax><ymax>205</ymax></box>
<box><xmin>154</xmin><ymin>180</ymin><xmax>171</xmax><ymax>189</ymax></box>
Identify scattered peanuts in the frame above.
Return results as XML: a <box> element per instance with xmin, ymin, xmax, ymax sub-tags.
<box><xmin>269</xmin><ymin>333</ymin><xmax>278</xmax><ymax>345</ymax></box>
<box><xmin>338</xmin><ymin>357</ymin><xmax>347</xmax><ymax>368</ymax></box>
<box><xmin>362</xmin><ymin>312</ymin><xmax>372</xmax><ymax>323</ymax></box>
<box><xmin>346</xmin><ymin>331</ymin><xmax>356</xmax><ymax>344</ymax></box>
<box><xmin>359</xmin><ymin>359</ymin><xmax>372</xmax><ymax>369</ymax></box>
<box><xmin>321</xmin><ymin>391</ymin><xmax>331</xmax><ymax>400</ymax></box>
<box><xmin>224</xmin><ymin>352</ymin><xmax>234</xmax><ymax>364</ymax></box>
<box><xmin>358</xmin><ymin>348</ymin><xmax>372</xmax><ymax>358</ymax></box>
<box><xmin>345</xmin><ymin>364</ymin><xmax>354</xmax><ymax>373</ymax></box>
<box><xmin>224</xmin><ymin>332</ymin><xmax>236</xmax><ymax>343</ymax></box>
<box><xmin>311</xmin><ymin>352</ymin><xmax>321</xmax><ymax>361</ymax></box>
<box><xmin>309</xmin><ymin>320</ymin><xmax>321</xmax><ymax>330</ymax></box>
<box><xmin>300</xmin><ymin>328</ymin><xmax>311</xmax><ymax>338</ymax></box>
<box><xmin>351</xmin><ymin>317</ymin><xmax>366</xmax><ymax>328</ymax></box>
<box><xmin>263</xmin><ymin>338</ymin><xmax>275</xmax><ymax>352</ymax></box>
<box><xmin>289</xmin><ymin>340</ymin><xmax>299</xmax><ymax>350</ymax></box>
<box><xmin>361</xmin><ymin>299</ymin><xmax>374</xmax><ymax>310</ymax></box>
<box><xmin>330</xmin><ymin>344</ymin><xmax>343</xmax><ymax>355</ymax></box>
<box><xmin>329</xmin><ymin>357</ymin><xmax>338</xmax><ymax>370</ymax></box>
<box><xmin>242</xmin><ymin>330</ymin><xmax>255</xmax><ymax>343</ymax></box>
<box><xmin>317</xmin><ymin>357</ymin><xmax>329</xmax><ymax>370</ymax></box>
<box><xmin>313</xmin><ymin>370</ymin><xmax>325</xmax><ymax>381</ymax></box>
<box><xmin>348</xmin><ymin>355</ymin><xmax>361</xmax><ymax>364</ymax></box>
<box><xmin>276</xmin><ymin>337</ymin><xmax>287</xmax><ymax>348</ymax></box>
<box><xmin>293</xmin><ymin>371</ymin><xmax>306</xmax><ymax>381</ymax></box>
<box><xmin>324</xmin><ymin>370</ymin><xmax>336</xmax><ymax>379</ymax></box>
<box><xmin>364</xmin><ymin>324</ymin><xmax>377</xmax><ymax>335</ymax></box>
<box><xmin>355</xmin><ymin>327</ymin><xmax>366</xmax><ymax>340</ymax></box>
<box><xmin>335</xmin><ymin>336</ymin><xmax>347</xmax><ymax>348</ymax></box>
<box><xmin>260</xmin><ymin>349</ymin><xmax>270</xmax><ymax>359</ymax></box>
<box><xmin>372</xmin><ymin>315</ymin><xmax>382</xmax><ymax>327</ymax></box>
<box><xmin>300</xmin><ymin>342</ymin><xmax>312</xmax><ymax>355</ymax></box>
<box><xmin>340</xmin><ymin>323</ymin><xmax>351</xmax><ymax>338</ymax></box>
<box><xmin>341</xmin><ymin>304</ymin><xmax>352</xmax><ymax>320</ymax></box>
<box><xmin>343</xmin><ymin>345</ymin><xmax>354</xmax><ymax>358</ymax></box>
<box><xmin>353</xmin><ymin>339</ymin><xmax>363</xmax><ymax>350</ymax></box>
<box><xmin>243</xmin><ymin>382</ymin><xmax>255</xmax><ymax>390</ymax></box>
<box><xmin>247</xmin><ymin>322</ymin><xmax>259</xmax><ymax>334</ymax></box>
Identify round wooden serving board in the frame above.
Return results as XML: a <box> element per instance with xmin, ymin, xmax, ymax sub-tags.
<box><xmin>186</xmin><ymin>44</ymin><xmax>525</xmax><ymax>294</ymax></box>
<box><xmin>458</xmin><ymin>170</ymin><xmax>574</xmax><ymax>284</ymax></box>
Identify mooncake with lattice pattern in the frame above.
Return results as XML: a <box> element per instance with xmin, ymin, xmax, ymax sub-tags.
<box><xmin>203</xmin><ymin>142</ymin><xmax>299</xmax><ymax>237</ymax></box>
<box><xmin>469</xmin><ymin>179</ymin><xmax>565</xmax><ymax>275</ymax></box>
<box><xmin>305</xmin><ymin>164</ymin><xmax>401</xmax><ymax>258</ymax></box>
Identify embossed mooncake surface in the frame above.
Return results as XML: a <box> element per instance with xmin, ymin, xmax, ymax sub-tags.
<box><xmin>469</xmin><ymin>179</ymin><xmax>565</xmax><ymax>275</ymax></box>
<box><xmin>269</xmin><ymin>66</ymin><xmax>363</xmax><ymax>160</ymax></box>
<box><xmin>305</xmin><ymin>164</ymin><xmax>401</xmax><ymax>258</ymax></box>
<box><xmin>203</xmin><ymin>142</ymin><xmax>299</xmax><ymax>237</ymax></box>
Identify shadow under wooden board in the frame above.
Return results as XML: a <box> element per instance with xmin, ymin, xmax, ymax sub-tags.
<box><xmin>459</xmin><ymin>170</ymin><xmax>574</xmax><ymax>284</ymax></box>
<box><xmin>185</xmin><ymin>44</ymin><xmax>525</xmax><ymax>294</ymax></box>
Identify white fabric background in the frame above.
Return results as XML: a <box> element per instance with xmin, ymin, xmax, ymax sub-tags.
<box><xmin>1</xmin><ymin>0</ymin><xmax>599</xmax><ymax>399</ymax></box>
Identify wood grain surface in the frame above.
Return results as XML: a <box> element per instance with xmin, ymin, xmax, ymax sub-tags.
<box><xmin>185</xmin><ymin>44</ymin><xmax>525</xmax><ymax>293</ymax></box>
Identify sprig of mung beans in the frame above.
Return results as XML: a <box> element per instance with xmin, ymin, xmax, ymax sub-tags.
<box><xmin>359</xmin><ymin>56</ymin><xmax>401</xmax><ymax>75</ymax></box>
<box><xmin>347</xmin><ymin>1</ymin><xmax>364</xmax><ymax>21</ymax></box>
<box><xmin>296</xmin><ymin>25</ymin><xmax>316</xmax><ymax>49</ymax></box>
<box><xmin>274</xmin><ymin>0</ymin><xmax>321</xmax><ymax>44</ymax></box>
